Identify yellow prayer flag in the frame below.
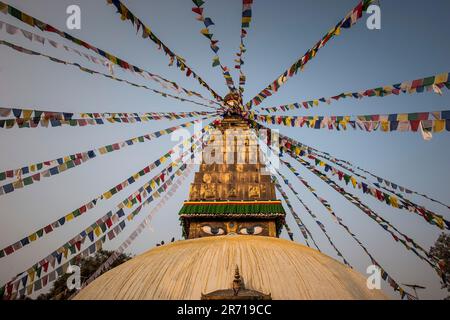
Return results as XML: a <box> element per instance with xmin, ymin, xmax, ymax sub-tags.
<box><xmin>334</xmin><ymin>27</ymin><xmax>341</xmax><ymax>36</ymax></box>
<box><xmin>435</xmin><ymin>73</ymin><xmax>449</xmax><ymax>84</ymax></box>
<box><xmin>350</xmin><ymin>177</ymin><xmax>357</xmax><ymax>188</ymax></box>
<box><xmin>433</xmin><ymin>120</ymin><xmax>445</xmax><ymax>133</ymax></box>
<box><xmin>126</xmin><ymin>200</ymin><xmax>133</xmax><ymax>209</ymax></box>
<box><xmin>119</xmin><ymin>3</ymin><xmax>128</xmax><ymax>21</ymax></box>
<box><xmin>29</xmin><ymin>233</ymin><xmax>37</xmax><ymax>242</ymax></box>
<box><xmin>27</xmin><ymin>269</ymin><xmax>35</xmax><ymax>283</ymax></box>
<box><xmin>65</xmin><ymin>213</ymin><xmax>74</xmax><ymax>222</ymax></box>
<box><xmin>144</xmin><ymin>26</ymin><xmax>152</xmax><ymax>38</ymax></box>
<box><xmin>103</xmin><ymin>191</ymin><xmax>113</xmax><ymax>199</ymax></box>
<box><xmin>390</xmin><ymin>196</ymin><xmax>399</xmax><ymax>208</ymax></box>
<box><xmin>94</xmin><ymin>226</ymin><xmax>101</xmax><ymax>237</ymax></box>
<box><xmin>23</xmin><ymin>110</ymin><xmax>33</xmax><ymax>120</ymax></box>
<box><xmin>26</xmin><ymin>284</ymin><xmax>33</xmax><ymax>296</ymax></box>
<box><xmin>433</xmin><ymin>216</ymin><xmax>444</xmax><ymax>229</ymax></box>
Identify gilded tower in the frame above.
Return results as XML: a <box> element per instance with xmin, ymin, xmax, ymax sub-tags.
<box><xmin>178</xmin><ymin>113</ymin><xmax>286</xmax><ymax>239</ymax></box>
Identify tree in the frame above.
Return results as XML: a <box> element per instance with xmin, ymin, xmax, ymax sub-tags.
<box><xmin>429</xmin><ymin>233</ymin><xmax>450</xmax><ymax>300</ymax></box>
<box><xmin>35</xmin><ymin>250</ymin><xmax>131</xmax><ymax>300</ymax></box>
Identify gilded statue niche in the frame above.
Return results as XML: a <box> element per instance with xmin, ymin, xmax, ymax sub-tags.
<box><xmin>227</xmin><ymin>186</ymin><xmax>238</xmax><ymax>198</ymax></box>
<box><xmin>220</xmin><ymin>172</ymin><xmax>231</xmax><ymax>184</ymax></box>
<box><xmin>189</xmin><ymin>185</ymin><xmax>200</xmax><ymax>200</ymax></box>
<box><xmin>200</xmin><ymin>184</ymin><xmax>216</xmax><ymax>199</ymax></box>
<box><xmin>248</xmin><ymin>185</ymin><xmax>261</xmax><ymax>199</ymax></box>
<box><xmin>203</xmin><ymin>173</ymin><xmax>212</xmax><ymax>184</ymax></box>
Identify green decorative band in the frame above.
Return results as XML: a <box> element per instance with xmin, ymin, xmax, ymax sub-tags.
<box><xmin>178</xmin><ymin>202</ymin><xmax>286</xmax><ymax>216</ymax></box>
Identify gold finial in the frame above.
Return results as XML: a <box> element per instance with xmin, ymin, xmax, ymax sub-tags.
<box><xmin>232</xmin><ymin>265</ymin><xmax>242</xmax><ymax>295</ymax></box>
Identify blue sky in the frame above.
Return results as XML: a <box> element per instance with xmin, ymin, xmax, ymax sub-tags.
<box><xmin>0</xmin><ymin>0</ymin><xmax>449</xmax><ymax>299</ymax></box>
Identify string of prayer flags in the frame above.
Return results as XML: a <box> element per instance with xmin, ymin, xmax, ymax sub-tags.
<box><xmin>280</xmin><ymin>144</ymin><xmax>440</xmax><ymax>272</ymax></box>
<box><xmin>259</xmin><ymin>72</ymin><xmax>450</xmax><ymax>112</ymax></box>
<box><xmin>191</xmin><ymin>0</ymin><xmax>237</xmax><ymax>92</ymax></box>
<box><xmin>283</xmin><ymin>222</ymin><xmax>295</xmax><ymax>241</ymax></box>
<box><xmin>245</xmin><ymin>0</ymin><xmax>374</xmax><ymax>109</ymax></box>
<box><xmin>104</xmin><ymin>0</ymin><xmax>223</xmax><ymax>102</ymax></box>
<box><xmin>250</xmin><ymin>116</ymin><xmax>450</xmax><ymax>212</ymax></box>
<box><xmin>354</xmin><ymin>166</ymin><xmax>450</xmax><ymax>210</ymax></box>
<box><xmin>261</xmin><ymin>141</ymin><xmax>351</xmax><ymax>266</ymax></box>
<box><xmin>0</xmin><ymin>107</ymin><xmax>213</xmax><ymax>121</ymax></box>
<box><xmin>248</xmin><ymin>120</ymin><xmax>441</xmax><ymax>267</ymax></box>
<box><xmin>3</xmin><ymin>162</ymin><xmax>194</xmax><ymax>299</ymax></box>
<box><xmin>78</xmin><ymin>133</ymin><xmax>217</xmax><ymax>292</ymax></box>
<box><xmin>283</xmin><ymin>139</ymin><xmax>450</xmax><ymax>222</ymax></box>
<box><xmin>0</xmin><ymin>20</ymin><xmax>109</xmax><ymax>70</ymax></box>
<box><xmin>0</xmin><ymin>106</ymin><xmax>215</xmax><ymax>129</ymax></box>
<box><xmin>0</xmin><ymin>117</ymin><xmax>216</xmax><ymax>191</ymax></box>
<box><xmin>0</xmin><ymin>40</ymin><xmax>217</xmax><ymax>110</ymax></box>
<box><xmin>279</xmin><ymin>159</ymin><xmax>417</xmax><ymax>300</ymax></box>
<box><xmin>0</xmin><ymin>138</ymin><xmax>205</xmax><ymax>298</ymax></box>
<box><xmin>275</xmin><ymin>164</ymin><xmax>351</xmax><ymax>267</ymax></box>
<box><xmin>273</xmin><ymin>179</ymin><xmax>320</xmax><ymax>250</ymax></box>
<box><xmin>0</xmin><ymin>127</ymin><xmax>212</xmax><ymax>260</ymax></box>
<box><xmin>2</xmin><ymin>236</ymin><xmax>106</xmax><ymax>299</ymax></box>
<box><xmin>251</xmin><ymin>117</ymin><xmax>449</xmax><ymax>233</ymax></box>
<box><xmin>278</xmin><ymin>134</ymin><xmax>449</xmax><ymax>230</ymax></box>
<box><xmin>80</xmin><ymin>165</ymin><xmax>194</xmax><ymax>291</ymax></box>
<box><xmin>0</xmin><ymin>7</ymin><xmax>220</xmax><ymax>106</ymax></box>
<box><xmin>256</xmin><ymin>110</ymin><xmax>450</xmax><ymax>139</ymax></box>
<box><xmin>235</xmin><ymin>0</ymin><xmax>253</xmax><ymax>94</ymax></box>
<box><xmin>2</xmin><ymin>132</ymin><xmax>214</xmax><ymax>299</ymax></box>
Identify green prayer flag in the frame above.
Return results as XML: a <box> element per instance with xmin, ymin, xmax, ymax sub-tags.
<box><xmin>192</xmin><ymin>0</ymin><xmax>205</xmax><ymax>7</ymax></box>
<box><xmin>212</xmin><ymin>56</ymin><xmax>220</xmax><ymax>67</ymax></box>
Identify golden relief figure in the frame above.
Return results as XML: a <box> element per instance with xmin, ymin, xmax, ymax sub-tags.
<box><xmin>201</xmin><ymin>184</ymin><xmax>216</xmax><ymax>199</ymax></box>
<box><xmin>261</xmin><ymin>184</ymin><xmax>267</xmax><ymax>198</ymax></box>
<box><xmin>189</xmin><ymin>185</ymin><xmax>199</xmax><ymax>199</ymax></box>
<box><xmin>220</xmin><ymin>173</ymin><xmax>231</xmax><ymax>184</ymax></box>
<box><xmin>248</xmin><ymin>185</ymin><xmax>260</xmax><ymax>198</ymax></box>
<box><xmin>227</xmin><ymin>187</ymin><xmax>237</xmax><ymax>198</ymax></box>
<box><xmin>203</xmin><ymin>173</ymin><xmax>212</xmax><ymax>184</ymax></box>
<box><xmin>236</xmin><ymin>164</ymin><xmax>244</xmax><ymax>172</ymax></box>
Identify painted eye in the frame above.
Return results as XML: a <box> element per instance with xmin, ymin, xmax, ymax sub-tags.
<box><xmin>239</xmin><ymin>226</ymin><xmax>263</xmax><ymax>235</ymax></box>
<box><xmin>201</xmin><ymin>225</ymin><xmax>225</xmax><ymax>235</ymax></box>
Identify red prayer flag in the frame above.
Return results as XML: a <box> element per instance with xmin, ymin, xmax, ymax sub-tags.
<box><xmin>192</xmin><ymin>7</ymin><xmax>203</xmax><ymax>15</ymax></box>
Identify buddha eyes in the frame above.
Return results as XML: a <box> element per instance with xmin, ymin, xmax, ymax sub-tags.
<box><xmin>201</xmin><ymin>225</ymin><xmax>225</xmax><ymax>235</ymax></box>
<box><xmin>239</xmin><ymin>226</ymin><xmax>263</xmax><ymax>235</ymax></box>
<box><xmin>200</xmin><ymin>225</ymin><xmax>263</xmax><ymax>235</ymax></box>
